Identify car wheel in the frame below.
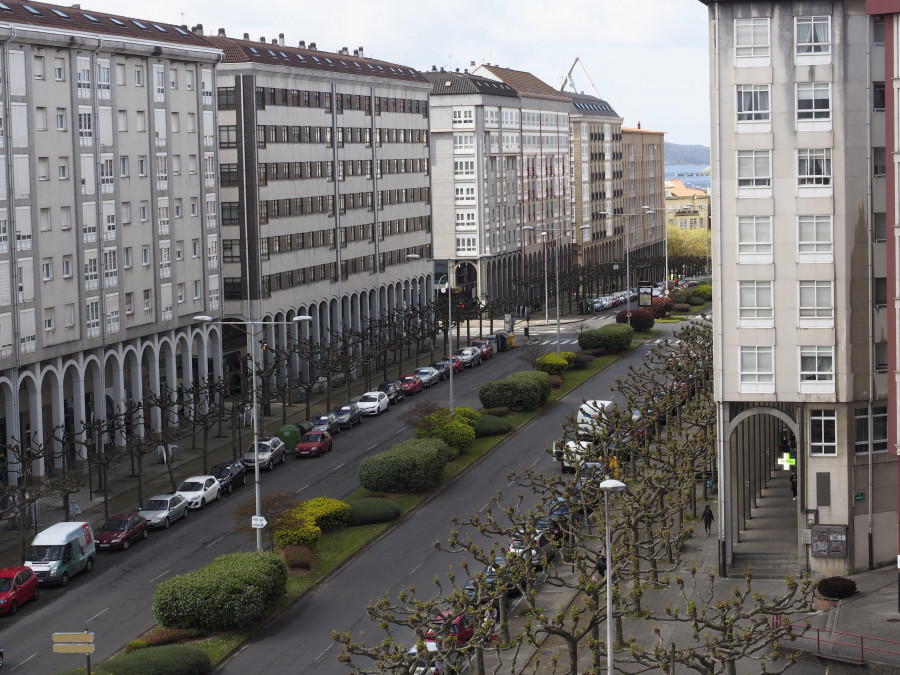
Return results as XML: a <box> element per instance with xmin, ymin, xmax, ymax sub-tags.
<box><xmin>280</xmin><ymin>452</ymin><xmax>286</xmax><ymax>464</ymax></box>
<box><xmin>85</xmin><ymin>558</ymin><xmax>94</xmax><ymax>573</ymax></box>
<box><xmin>122</xmin><ymin>540</ymin><xmax>130</xmax><ymax>551</ymax></box>
<box><xmin>182</xmin><ymin>508</ymin><xmax>188</xmax><ymax>520</ymax></box>
<box><xmin>142</xmin><ymin>529</ymin><xmax>149</xmax><ymax>540</ymax></box>
<box><xmin>163</xmin><ymin>517</ymin><xmax>171</xmax><ymax>529</ymax></box>
<box><xmin>60</xmin><ymin>573</ymin><xmax>69</xmax><ymax>587</ymax></box>
<box><xmin>241</xmin><ymin>473</ymin><xmax>248</xmax><ymax>486</ymax></box>
<box><xmin>33</xmin><ymin>586</ymin><xmax>39</xmax><ymax>601</ymax></box>
<box><xmin>8</xmin><ymin>601</ymin><xmax>16</xmax><ymax>615</ymax></box>
<box><xmin>374</xmin><ymin>407</ymin><xmax>379</xmax><ymax>416</ymax></box>
<box><xmin>199</xmin><ymin>498</ymin><xmax>206</xmax><ymax>510</ymax></box>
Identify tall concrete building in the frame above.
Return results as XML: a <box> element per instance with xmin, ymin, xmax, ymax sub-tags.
<box><xmin>0</xmin><ymin>2</ymin><xmax>222</xmax><ymax>485</ymax></box>
<box><xmin>701</xmin><ymin>0</ymin><xmax>897</xmax><ymax>575</ymax></box>
<box><xmin>622</xmin><ymin>126</ymin><xmax>667</xmax><ymax>285</ymax></box>
<box><xmin>201</xmin><ymin>33</ymin><xmax>434</xmax><ymax>371</ymax></box>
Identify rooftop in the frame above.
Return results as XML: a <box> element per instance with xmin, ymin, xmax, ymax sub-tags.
<box><xmin>422</xmin><ymin>69</ymin><xmax>518</xmax><ymax>97</ymax></box>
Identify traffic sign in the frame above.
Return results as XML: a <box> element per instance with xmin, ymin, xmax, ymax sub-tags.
<box><xmin>251</xmin><ymin>515</ymin><xmax>268</xmax><ymax>529</ymax></box>
<box><xmin>53</xmin><ymin>643</ymin><xmax>95</xmax><ymax>654</ymax></box>
<box><xmin>53</xmin><ymin>632</ymin><xmax>94</xmax><ymax>644</ymax></box>
<box><xmin>777</xmin><ymin>453</ymin><xmax>796</xmax><ymax>470</ymax></box>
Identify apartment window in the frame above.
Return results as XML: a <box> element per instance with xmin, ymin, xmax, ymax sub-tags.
<box><xmin>175</xmin><ymin>240</ymin><xmax>183</xmax><ymax>260</ymax></box>
<box><xmin>798</xmin><ymin>148</ymin><xmax>831</xmax><ymax>186</ymax></box>
<box><xmin>796</xmin><ymin>16</ymin><xmax>830</xmax><ymax>54</ymax></box>
<box><xmin>855</xmin><ymin>406</ymin><xmax>888</xmax><ymax>453</ymax></box>
<box><xmin>117</xmin><ymin>110</ymin><xmax>127</xmax><ymax>132</ymax></box>
<box><xmin>193</xmin><ymin>280</ymin><xmax>201</xmax><ymax>300</ymax></box>
<box><xmin>739</xmin><ymin>346</ymin><xmax>774</xmax><ymax>389</ymax></box>
<box><xmin>874</xmin><ymin>16</ymin><xmax>885</xmax><ymax>45</ymax></box>
<box><xmin>875</xmin><ymin>344</ymin><xmax>888</xmax><ymax>373</ymax></box>
<box><xmin>143</xmin><ymin>289</ymin><xmax>151</xmax><ymax>310</ymax></box>
<box><xmin>136</xmin><ymin>111</ymin><xmax>146</xmax><ymax>132</ymax></box>
<box><xmin>799</xmin><ymin>280</ymin><xmax>833</xmax><ymax>320</ymax></box>
<box><xmin>737</xmin><ymin>215</ymin><xmax>772</xmax><ymax>259</ymax></box>
<box><xmin>35</xmin><ymin>107</ymin><xmax>47</xmax><ymax>130</ymax></box>
<box><xmin>735</xmin><ymin>17</ymin><xmax>770</xmax><ymax>58</ymax></box>
<box><xmin>192</xmin><ymin>238</ymin><xmax>200</xmax><ymax>258</ymax></box>
<box><xmin>124</xmin><ymin>246</ymin><xmax>132</xmax><ymax>268</ymax></box>
<box><xmin>190</xmin><ymin>198</ymin><xmax>198</xmax><ymax>217</ymax></box>
<box><xmin>454</xmin><ymin>159</ymin><xmax>475</xmax><ymax>177</ymax></box>
<box><xmin>874</xmin><ymin>213</ymin><xmax>886</xmax><ymax>242</ymax></box>
<box><xmin>800</xmin><ymin>346</ymin><xmax>834</xmax><ymax>383</ymax></box>
<box><xmin>54</xmin><ymin>57</ymin><xmax>64</xmax><ymax>81</ymax></box>
<box><xmin>171</xmin><ymin>112</ymin><xmax>179</xmax><ymax>133</ymax></box>
<box><xmin>37</xmin><ymin>157</ymin><xmax>48</xmax><ymax>180</ymax></box>
<box><xmin>62</xmin><ymin>255</ymin><xmax>72</xmax><ymax>277</ymax></box>
<box><xmin>796</xmin><ymin>82</ymin><xmax>830</xmax><ymax>120</ymax></box>
<box><xmin>218</xmin><ymin>125</ymin><xmax>237</xmax><ymax>148</ymax></box>
<box><xmin>134</xmin><ymin>65</ymin><xmax>143</xmax><ymax>86</ymax></box>
<box><xmin>125</xmin><ymin>292</ymin><xmax>134</xmax><ymax>314</ymax></box>
<box><xmin>56</xmin><ymin>109</ymin><xmax>66</xmax><ymax>130</ymax></box>
<box><xmin>121</xmin><ymin>202</ymin><xmax>131</xmax><ymax>224</ymax></box>
<box><xmin>737</xmin><ymin>150</ymin><xmax>771</xmax><ymax>187</ymax></box>
<box><xmin>874</xmin><ymin>147</ymin><xmax>886</xmax><ymax>177</ymax></box>
<box><xmin>738</xmin><ymin>281</ymin><xmax>773</xmax><ymax>322</ymax></box>
<box><xmin>874</xmin><ymin>277</ymin><xmax>887</xmax><ymax>306</ymax></box>
<box><xmin>64</xmin><ymin>303</ymin><xmax>74</xmax><ymax>327</ymax></box>
<box><xmin>39</xmin><ymin>207</ymin><xmax>51</xmax><ymax>232</ymax></box>
<box><xmin>120</xmin><ymin>156</ymin><xmax>129</xmax><ymax>178</ymax></box>
<box><xmin>873</xmin><ymin>82</ymin><xmax>885</xmax><ymax>111</ymax></box>
<box><xmin>177</xmin><ymin>283</ymin><xmax>185</xmax><ymax>303</ymax></box>
<box><xmin>797</xmin><ymin>215</ymin><xmax>832</xmax><ymax>259</ymax></box>
<box><xmin>44</xmin><ymin>307</ymin><xmax>54</xmax><ymax>331</ymax></box>
<box><xmin>41</xmin><ymin>258</ymin><xmax>52</xmax><ymax>280</ymax></box>
<box><xmin>453</xmin><ymin>134</ymin><xmax>474</xmax><ymax>151</ymax></box>
<box><xmin>809</xmin><ymin>410</ymin><xmax>837</xmax><ymax>455</ymax></box>
<box><xmin>187</xmin><ymin>112</ymin><xmax>196</xmax><ymax>133</ymax></box>
<box><xmin>141</xmin><ymin>245</ymin><xmax>150</xmax><ymax>265</ymax></box>
<box><xmin>137</xmin><ymin>156</ymin><xmax>147</xmax><ymax>176</ymax></box>
<box><xmin>33</xmin><ymin>54</ymin><xmax>44</xmax><ymax>80</ymax></box>
<box><xmin>736</xmin><ymin>84</ymin><xmax>770</xmax><ymax>121</ymax></box>
<box><xmin>174</xmin><ymin>199</ymin><xmax>182</xmax><ymax>218</ymax></box>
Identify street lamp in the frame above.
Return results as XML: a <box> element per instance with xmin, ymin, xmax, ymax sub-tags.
<box><xmin>194</xmin><ymin>314</ymin><xmax>312</xmax><ymax>552</ymax></box>
<box><xmin>599</xmin><ymin>478</ymin><xmax>626</xmax><ymax>674</ymax></box>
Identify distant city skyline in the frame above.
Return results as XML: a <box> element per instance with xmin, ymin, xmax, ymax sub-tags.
<box><xmin>81</xmin><ymin>0</ymin><xmax>713</xmax><ymax>146</ymax></box>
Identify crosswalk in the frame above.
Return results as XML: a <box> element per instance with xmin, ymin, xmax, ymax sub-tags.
<box><xmin>524</xmin><ymin>335</ymin><xmax>681</xmax><ymax>347</ymax></box>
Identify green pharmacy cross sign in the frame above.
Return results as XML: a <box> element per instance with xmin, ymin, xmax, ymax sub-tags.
<box><xmin>777</xmin><ymin>453</ymin><xmax>796</xmax><ymax>471</ymax></box>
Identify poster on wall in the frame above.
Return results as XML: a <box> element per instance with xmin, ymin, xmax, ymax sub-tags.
<box><xmin>639</xmin><ymin>282</ymin><xmax>653</xmax><ymax>307</ymax></box>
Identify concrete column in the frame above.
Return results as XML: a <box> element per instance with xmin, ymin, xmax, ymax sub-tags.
<box><xmin>147</xmin><ymin>355</ymin><xmax>161</xmax><ymax>433</ymax></box>
<box><xmin>164</xmin><ymin>347</ymin><xmax>178</xmax><ymax>428</ymax></box>
<box><xmin>72</xmin><ymin>374</ymin><xmax>87</xmax><ymax>466</ymax></box>
<box><xmin>50</xmin><ymin>375</ymin><xmax>65</xmax><ymax>472</ymax></box>
<box><xmin>27</xmin><ymin>385</ymin><xmax>44</xmax><ymax>480</ymax></box>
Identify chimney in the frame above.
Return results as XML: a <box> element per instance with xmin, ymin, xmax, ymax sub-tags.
<box><xmin>353</xmin><ymin>49</ymin><xmax>359</xmax><ymax>56</ymax></box>
<box><xmin>637</xmin><ymin>121</ymin><xmax>641</xmax><ymax>129</ymax></box>
<box><xmin>271</xmin><ymin>39</ymin><xmax>277</xmax><ymax>45</ymax></box>
<box><xmin>259</xmin><ymin>36</ymin><xmax>265</xmax><ymax>43</ymax></box>
<box><xmin>358</xmin><ymin>46</ymin><xmax>364</xmax><ymax>58</ymax></box>
<box><xmin>278</xmin><ymin>33</ymin><xmax>285</xmax><ymax>47</ymax></box>
<box><xmin>431</xmin><ymin>65</ymin><xmax>437</xmax><ymax>71</ymax></box>
<box><xmin>243</xmin><ymin>33</ymin><xmax>249</xmax><ymax>40</ymax></box>
<box><xmin>192</xmin><ymin>23</ymin><xmax>203</xmax><ymax>36</ymax></box>
<box><xmin>309</xmin><ymin>42</ymin><xmax>316</xmax><ymax>50</ymax></box>
<box><xmin>217</xmin><ymin>28</ymin><xmax>226</xmax><ymax>37</ymax></box>
<box><xmin>340</xmin><ymin>46</ymin><xmax>349</xmax><ymax>55</ymax></box>
<box><xmin>470</xmin><ymin>60</ymin><xmax>476</xmax><ymax>68</ymax></box>
<box><xmin>298</xmin><ymin>40</ymin><xmax>306</xmax><ymax>49</ymax></box>
<box><xmin>72</xmin><ymin>3</ymin><xmax>81</xmax><ymax>7</ymax></box>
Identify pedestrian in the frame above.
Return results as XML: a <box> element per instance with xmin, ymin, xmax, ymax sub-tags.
<box><xmin>790</xmin><ymin>470</ymin><xmax>798</xmax><ymax>501</ymax></box>
<box><xmin>701</xmin><ymin>505</ymin><xmax>714</xmax><ymax>536</ymax></box>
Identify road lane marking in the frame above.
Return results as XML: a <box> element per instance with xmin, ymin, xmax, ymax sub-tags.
<box><xmin>297</xmin><ymin>483</ymin><xmax>310</xmax><ymax>493</ymax></box>
<box><xmin>480</xmin><ymin>503</ymin><xmax>490</xmax><ymax>512</ymax></box>
<box><xmin>330</xmin><ymin>462</ymin><xmax>346</xmax><ymax>473</ymax></box>
<box><xmin>408</xmin><ymin>562</ymin><xmax>422</xmax><ymax>576</ymax></box>
<box><xmin>149</xmin><ymin>569</ymin><xmax>171</xmax><ymax>583</ymax></box>
<box><xmin>315</xmin><ymin>644</ymin><xmax>334</xmax><ymax>661</ymax></box>
<box><xmin>11</xmin><ymin>654</ymin><xmax>36</xmax><ymax>670</ymax></box>
<box><xmin>205</xmin><ymin>536</ymin><xmax>223</xmax><ymax>548</ymax></box>
<box><xmin>365</xmin><ymin>444</ymin><xmax>378</xmax><ymax>452</ymax></box>
<box><xmin>392</xmin><ymin>428</ymin><xmax>405</xmax><ymax>436</ymax></box>
<box><xmin>531</xmin><ymin>458</ymin><xmax>540</xmax><ymax>466</ymax></box>
<box><xmin>85</xmin><ymin>607</ymin><xmax>109</xmax><ymax>623</ymax></box>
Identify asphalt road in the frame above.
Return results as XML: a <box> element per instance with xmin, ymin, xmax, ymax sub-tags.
<box><xmin>218</xmin><ymin>321</ymin><xmax>675</xmax><ymax>674</ymax></box>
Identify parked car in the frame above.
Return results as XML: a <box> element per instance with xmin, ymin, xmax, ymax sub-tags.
<box><xmin>311</xmin><ymin>413</ymin><xmax>341</xmax><ymax>436</ymax></box>
<box><xmin>576</xmin><ymin>400</ymin><xmax>614</xmax><ymax>439</ymax></box>
<box><xmin>442</xmin><ymin>355</ymin><xmax>464</xmax><ymax>374</ymax></box>
<box><xmin>357</xmin><ymin>391</ymin><xmax>390</xmax><ymax>415</ymax></box>
<box><xmin>399</xmin><ymin>374</ymin><xmax>424</xmax><ymax>395</ymax></box>
<box><xmin>471</xmin><ymin>339</ymin><xmax>494</xmax><ymax>360</ymax></box>
<box><xmin>431</xmin><ymin>361</ymin><xmax>451</xmax><ymax>381</ymax></box>
<box><xmin>156</xmin><ymin>443</ymin><xmax>179</xmax><ymax>464</ymax></box>
<box><xmin>457</xmin><ymin>346</ymin><xmax>482</xmax><ymax>367</ymax></box>
<box><xmin>295</xmin><ymin>431</ymin><xmax>334</xmax><ymax>458</ymax></box>
<box><xmin>95</xmin><ymin>514</ymin><xmax>148</xmax><ymax>551</ymax></box>
<box><xmin>508</xmin><ymin>528</ymin><xmax>557</xmax><ymax>569</ymax></box>
<box><xmin>413</xmin><ymin>367</ymin><xmax>441</xmax><ymax>388</ymax></box>
<box><xmin>406</xmin><ymin>642</ymin><xmax>459</xmax><ymax>675</ymax></box>
<box><xmin>0</xmin><ymin>566</ymin><xmax>39</xmax><ymax>615</ymax></box>
<box><xmin>176</xmin><ymin>475</ymin><xmax>221</xmax><ymax>510</ymax></box>
<box><xmin>332</xmin><ymin>402</ymin><xmax>363</xmax><ymax>429</ymax></box>
<box><xmin>552</xmin><ymin>438</ymin><xmax>594</xmax><ymax>474</ymax></box>
<box><xmin>376</xmin><ymin>380</ymin><xmax>404</xmax><ymax>405</ymax></box>
<box><xmin>423</xmin><ymin>611</ymin><xmax>475</xmax><ymax>647</ymax></box>
<box><xmin>209</xmin><ymin>460</ymin><xmax>248</xmax><ymax>495</ymax></box>
<box><xmin>137</xmin><ymin>494</ymin><xmax>189</xmax><ymax>529</ymax></box>
<box><xmin>242</xmin><ymin>436</ymin><xmax>287</xmax><ymax>470</ymax></box>
<box><xmin>464</xmin><ymin>555</ymin><xmax>523</xmax><ymax>608</ymax></box>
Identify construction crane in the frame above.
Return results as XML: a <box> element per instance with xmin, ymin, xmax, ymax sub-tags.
<box><xmin>560</xmin><ymin>57</ymin><xmax>603</xmax><ymax>99</ymax></box>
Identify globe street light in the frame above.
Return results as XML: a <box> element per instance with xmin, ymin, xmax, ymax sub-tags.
<box><xmin>599</xmin><ymin>478</ymin><xmax>626</xmax><ymax>674</ymax></box>
<box><xmin>194</xmin><ymin>314</ymin><xmax>312</xmax><ymax>551</ymax></box>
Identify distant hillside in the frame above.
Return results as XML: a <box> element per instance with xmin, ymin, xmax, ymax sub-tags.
<box><xmin>665</xmin><ymin>142</ymin><xmax>710</xmax><ymax>165</ymax></box>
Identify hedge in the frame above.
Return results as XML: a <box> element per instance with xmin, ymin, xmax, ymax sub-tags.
<box><xmin>577</xmin><ymin>328</ymin><xmax>605</xmax><ymax>350</ymax></box>
<box><xmin>535</xmin><ymin>353</ymin><xmax>569</xmax><ymax>375</ymax></box>
<box><xmin>347</xmin><ymin>498</ymin><xmax>402</xmax><ymax>526</ymax></box>
<box><xmin>475</xmin><ymin>414</ymin><xmax>514</xmax><ymax>437</ymax></box>
<box><xmin>572</xmin><ymin>354</ymin><xmax>595</xmax><ymax>369</ymax></box>
<box><xmin>560</xmin><ymin>351</ymin><xmax>576</xmax><ymax>366</ymax></box>
<box><xmin>694</xmin><ymin>284</ymin><xmax>713</xmax><ymax>301</ymax></box>
<box><xmin>273</xmin><ymin>496</ymin><xmax>351</xmax><ymax>548</ymax></box>
<box><xmin>650</xmin><ymin>297</ymin><xmax>675</xmax><ymax>318</ymax></box>
<box><xmin>453</xmin><ymin>406</ymin><xmax>481</xmax><ymax>430</ymax></box>
<box><xmin>429</xmin><ymin>419</ymin><xmax>476</xmax><ymax>453</ymax></box>
<box><xmin>688</xmin><ymin>295</ymin><xmax>706</xmax><ymax>306</ymax></box>
<box><xmin>673</xmin><ymin>303</ymin><xmax>691</xmax><ymax>313</ymax></box>
<box><xmin>597</xmin><ymin>323</ymin><xmax>634</xmax><ymax>353</ymax></box>
<box><xmin>392</xmin><ymin>437</ymin><xmax>452</xmax><ymax>464</ymax></box>
<box><xmin>478</xmin><ymin>371</ymin><xmax>551</xmax><ymax>412</ymax></box>
<box><xmin>357</xmin><ymin>438</ymin><xmax>450</xmax><ymax>493</ymax></box>
<box><xmin>615</xmin><ymin>308</ymin><xmax>655</xmax><ymax>331</ymax></box>
<box><xmin>549</xmin><ymin>374</ymin><xmax>563</xmax><ymax>388</ymax></box>
<box><xmin>59</xmin><ymin>645</ymin><xmax>212</xmax><ymax>675</ymax></box>
<box><xmin>152</xmin><ymin>552</ymin><xmax>287</xmax><ymax>630</ymax></box>
<box><xmin>483</xmin><ymin>406</ymin><xmax>510</xmax><ymax>417</ymax></box>
<box><xmin>670</xmin><ymin>289</ymin><xmax>691</xmax><ymax>304</ymax></box>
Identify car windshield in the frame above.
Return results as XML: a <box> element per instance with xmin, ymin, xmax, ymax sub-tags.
<box><xmin>402</xmin><ymin>377</ymin><xmax>414</xmax><ymax>383</ymax></box>
<box><xmin>27</xmin><ymin>544</ymin><xmax>63</xmax><ymax>562</ymax></box>
<box><xmin>0</xmin><ymin>577</ymin><xmax>12</xmax><ymax>592</ymax></box>
<box><xmin>100</xmin><ymin>519</ymin><xmax>128</xmax><ymax>532</ymax></box>
<box><xmin>510</xmin><ymin>535</ymin><xmax>527</xmax><ymax>550</ymax></box>
<box><xmin>178</xmin><ymin>481</ymin><xmax>202</xmax><ymax>492</ymax></box>
<box><xmin>360</xmin><ymin>395</ymin><xmax>376</xmax><ymax>402</ymax></box>
<box><xmin>143</xmin><ymin>499</ymin><xmax>168</xmax><ymax>511</ymax></box>
<box><xmin>304</xmin><ymin>433</ymin><xmax>323</xmax><ymax>442</ymax></box>
<box><xmin>337</xmin><ymin>406</ymin><xmax>350</xmax><ymax>414</ymax></box>
<box><xmin>213</xmin><ymin>465</ymin><xmax>231</xmax><ymax>478</ymax></box>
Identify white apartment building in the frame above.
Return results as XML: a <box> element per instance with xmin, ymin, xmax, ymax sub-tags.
<box><xmin>203</xmin><ymin>32</ymin><xmax>433</xmax><ymax>371</ymax></box>
<box><xmin>702</xmin><ymin>0</ymin><xmax>897</xmax><ymax>575</ymax></box>
<box><xmin>0</xmin><ymin>2</ymin><xmax>223</xmax><ymax>486</ymax></box>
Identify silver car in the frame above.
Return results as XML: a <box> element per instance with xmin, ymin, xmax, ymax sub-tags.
<box><xmin>242</xmin><ymin>436</ymin><xmax>286</xmax><ymax>470</ymax></box>
<box><xmin>413</xmin><ymin>367</ymin><xmax>440</xmax><ymax>388</ymax></box>
<box><xmin>457</xmin><ymin>346</ymin><xmax>482</xmax><ymax>367</ymax></box>
<box><xmin>137</xmin><ymin>494</ymin><xmax>189</xmax><ymax>529</ymax></box>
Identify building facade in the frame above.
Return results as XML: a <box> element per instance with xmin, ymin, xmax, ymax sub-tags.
<box><xmin>621</xmin><ymin>126</ymin><xmax>667</xmax><ymax>285</ymax></box>
<box><xmin>702</xmin><ymin>0</ymin><xmax>897</xmax><ymax>575</ymax></box>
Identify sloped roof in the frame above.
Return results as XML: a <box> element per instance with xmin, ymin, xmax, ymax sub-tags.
<box><xmin>0</xmin><ymin>0</ymin><xmax>213</xmax><ymax>49</ymax></box>
<box><xmin>206</xmin><ymin>35</ymin><xmax>426</xmax><ymax>83</ymax></box>
<box><xmin>622</xmin><ymin>126</ymin><xmax>665</xmax><ymax>135</ymax></box>
<box><xmin>476</xmin><ymin>64</ymin><xmax>570</xmax><ymax>102</ymax></box>
<box><xmin>567</xmin><ymin>91</ymin><xmax>620</xmax><ymax>119</ymax></box>
<box><xmin>666</xmin><ymin>179</ymin><xmax>707</xmax><ymax>197</ymax></box>
<box><xmin>422</xmin><ymin>70</ymin><xmax>518</xmax><ymax>97</ymax></box>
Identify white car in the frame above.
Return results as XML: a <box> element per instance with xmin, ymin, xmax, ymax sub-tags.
<box><xmin>553</xmin><ymin>439</ymin><xmax>594</xmax><ymax>474</ymax></box>
<box><xmin>357</xmin><ymin>391</ymin><xmax>390</xmax><ymax>416</ymax></box>
<box><xmin>175</xmin><ymin>475</ymin><xmax>221</xmax><ymax>509</ymax></box>
<box><xmin>407</xmin><ymin>642</ymin><xmax>459</xmax><ymax>675</ymax></box>
<box><xmin>242</xmin><ymin>436</ymin><xmax>286</xmax><ymax>470</ymax></box>
<box><xmin>576</xmin><ymin>400</ymin><xmax>613</xmax><ymax>439</ymax></box>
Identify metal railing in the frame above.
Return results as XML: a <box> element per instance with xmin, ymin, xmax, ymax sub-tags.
<box><xmin>775</xmin><ymin>619</ymin><xmax>900</xmax><ymax>664</ymax></box>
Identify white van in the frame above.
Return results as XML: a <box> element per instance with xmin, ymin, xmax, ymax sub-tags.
<box><xmin>576</xmin><ymin>400</ymin><xmax>614</xmax><ymax>439</ymax></box>
<box><xmin>25</xmin><ymin>522</ymin><xmax>96</xmax><ymax>586</ymax></box>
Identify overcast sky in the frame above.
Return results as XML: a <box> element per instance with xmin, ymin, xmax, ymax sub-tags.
<box><xmin>83</xmin><ymin>0</ymin><xmax>712</xmax><ymax>148</ymax></box>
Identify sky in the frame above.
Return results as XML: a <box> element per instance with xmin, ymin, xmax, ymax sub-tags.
<box><xmin>82</xmin><ymin>0</ymin><xmax>713</xmax><ymax>147</ymax></box>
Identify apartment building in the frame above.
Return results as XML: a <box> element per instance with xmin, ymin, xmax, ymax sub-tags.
<box><xmin>621</xmin><ymin>126</ymin><xmax>667</xmax><ymax>284</ymax></box>
<box><xmin>702</xmin><ymin>0</ymin><xmax>897</xmax><ymax>575</ymax></box>
<box><xmin>203</xmin><ymin>32</ymin><xmax>433</xmax><ymax>366</ymax></box>
<box><xmin>0</xmin><ymin>2</ymin><xmax>222</xmax><ymax>485</ymax></box>
<box><xmin>664</xmin><ymin>179</ymin><xmax>709</xmax><ymax>231</ymax></box>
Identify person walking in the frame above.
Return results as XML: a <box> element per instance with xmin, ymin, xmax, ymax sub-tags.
<box><xmin>701</xmin><ymin>505</ymin><xmax>714</xmax><ymax>537</ymax></box>
<box><xmin>790</xmin><ymin>470</ymin><xmax>798</xmax><ymax>501</ymax></box>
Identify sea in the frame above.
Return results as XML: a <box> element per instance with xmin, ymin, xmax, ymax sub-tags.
<box><xmin>665</xmin><ymin>164</ymin><xmax>710</xmax><ymax>193</ymax></box>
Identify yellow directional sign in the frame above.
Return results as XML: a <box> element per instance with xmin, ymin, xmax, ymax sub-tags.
<box><xmin>53</xmin><ymin>643</ymin><xmax>95</xmax><ymax>654</ymax></box>
<box><xmin>53</xmin><ymin>632</ymin><xmax>95</xmax><ymax>644</ymax></box>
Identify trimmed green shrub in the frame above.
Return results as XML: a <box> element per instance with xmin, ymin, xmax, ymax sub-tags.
<box><xmin>430</xmin><ymin>419</ymin><xmax>476</xmax><ymax>453</ymax></box>
<box><xmin>273</xmin><ymin>496</ymin><xmax>351</xmax><ymax>548</ymax></box>
<box><xmin>347</xmin><ymin>497</ymin><xmax>403</xmax><ymax>526</ymax></box>
<box><xmin>392</xmin><ymin>438</ymin><xmax>452</xmax><ymax>464</ymax></box>
<box><xmin>650</xmin><ymin>297</ymin><xmax>675</xmax><ymax>318</ymax></box>
<box><xmin>415</xmin><ymin>408</ymin><xmax>452</xmax><ymax>437</ymax></box>
<box><xmin>688</xmin><ymin>295</ymin><xmax>705</xmax><ymax>306</ymax></box>
<box><xmin>577</xmin><ymin>347</ymin><xmax>607</xmax><ymax>357</ymax></box>
<box><xmin>572</xmin><ymin>354</ymin><xmax>594</xmax><ymax>369</ymax></box>
<box><xmin>670</xmin><ymin>289</ymin><xmax>691</xmax><ymax>304</ymax></box>
<box><xmin>59</xmin><ymin>645</ymin><xmax>212</xmax><ymax>675</ymax></box>
<box><xmin>478</xmin><ymin>379</ymin><xmax>516</xmax><ymax>409</ymax></box>
<box><xmin>673</xmin><ymin>303</ymin><xmax>691</xmax><ymax>313</ymax></box>
<box><xmin>453</xmin><ymin>406</ymin><xmax>481</xmax><ymax>430</ymax></box>
<box><xmin>152</xmin><ymin>552</ymin><xmax>286</xmax><ymax>630</ymax></box>
<box><xmin>475</xmin><ymin>414</ymin><xmax>514</xmax><ymax>437</ymax></box>
<box><xmin>615</xmin><ymin>308</ymin><xmax>655</xmax><ymax>331</ymax></box>
<box><xmin>484</xmin><ymin>406</ymin><xmax>510</xmax><ymax>417</ymax></box>
<box><xmin>357</xmin><ymin>439</ymin><xmax>449</xmax><ymax>493</ymax></box>
<box><xmin>817</xmin><ymin>576</ymin><xmax>857</xmax><ymax>599</ymax></box>
<box><xmin>598</xmin><ymin>323</ymin><xmax>634</xmax><ymax>353</ymax></box>
<box><xmin>535</xmin><ymin>353</ymin><xmax>568</xmax><ymax>375</ymax></box>
<box><xmin>560</xmin><ymin>351</ymin><xmax>576</xmax><ymax>366</ymax></box>
<box><xmin>136</xmin><ymin>628</ymin><xmax>205</xmax><ymax>651</ymax></box>
<box><xmin>578</xmin><ymin>328</ymin><xmax>605</xmax><ymax>350</ymax></box>
<box><xmin>478</xmin><ymin>371</ymin><xmax>551</xmax><ymax>412</ymax></box>
<box><xmin>549</xmin><ymin>374</ymin><xmax>563</xmax><ymax>389</ymax></box>
<box><xmin>694</xmin><ymin>284</ymin><xmax>713</xmax><ymax>300</ymax></box>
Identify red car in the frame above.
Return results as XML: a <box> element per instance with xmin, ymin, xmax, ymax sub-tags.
<box><xmin>400</xmin><ymin>374</ymin><xmax>424</xmax><ymax>395</ymax></box>
<box><xmin>442</xmin><ymin>355</ymin><xmax>464</xmax><ymax>374</ymax></box>
<box><xmin>424</xmin><ymin>611</ymin><xmax>475</xmax><ymax>647</ymax></box>
<box><xmin>471</xmin><ymin>340</ymin><xmax>494</xmax><ymax>360</ymax></box>
<box><xmin>96</xmin><ymin>513</ymin><xmax>149</xmax><ymax>551</ymax></box>
<box><xmin>0</xmin><ymin>566</ymin><xmax>39</xmax><ymax>614</ymax></box>
<box><xmin>295</xmin><ymin>431</ymin><xmax>333</xmax><ymax>458</ymax></box>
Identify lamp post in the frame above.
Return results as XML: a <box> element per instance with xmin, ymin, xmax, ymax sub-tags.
<box><xmin>600</xmin><ymin>478</ymin><xmax>626</xmax><ymax>674</ymax></box>
<box><xmin>194</xmin><ymin>314</ymin><xmax>311</xmax><ymax>551</ymax></box>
